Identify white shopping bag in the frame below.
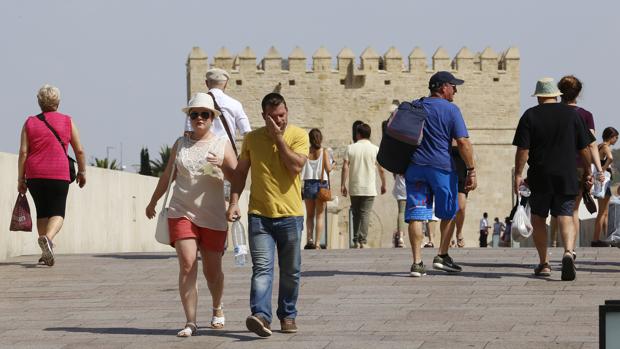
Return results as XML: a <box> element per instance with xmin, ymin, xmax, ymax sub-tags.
<box><xmin>511</xmin><ymin>203</ymin><xmax>533</xmax><ymax>242</ymax></box>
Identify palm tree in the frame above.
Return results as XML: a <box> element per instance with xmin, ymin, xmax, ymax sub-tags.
<box><xmin>150</xmin><ymin>145</ymin><xmax>171</xmax><ymax>177</ymax></box>
<box><xmin>93</xmin><ymin>157</ymin><xmax>119</xmax><ymax>170</ymax></box>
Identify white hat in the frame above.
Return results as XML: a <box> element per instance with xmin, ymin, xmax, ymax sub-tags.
<box><xmin>206</xmin><ymin>68</ymin><xmax>230</xmax><ymax>82</ymax></box>
<box><xmin>532</xmin><ymin>77</ymin><xmax>563</xmax><ymax>97</ymax></box>
<box><xmin>182</xmin><ymin>93</ymin><xmax>221</xmax><ymax>117</ymax></box>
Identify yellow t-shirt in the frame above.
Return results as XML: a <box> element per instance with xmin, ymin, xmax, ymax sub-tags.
<box><xmin>240</xmin><ymin>125</ymin><xmax>309</xmax><ymax>218</ymax></box>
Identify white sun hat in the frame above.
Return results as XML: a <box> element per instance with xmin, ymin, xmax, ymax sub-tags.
<box><xmin>182</xmin><ymin>92</ymin><xmax>221</xmax><ymax>117</ymax></box>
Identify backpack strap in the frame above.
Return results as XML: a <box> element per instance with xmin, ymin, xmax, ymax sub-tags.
<box><xmin>36</xmin><ymin>113</ymin><xmax>68</xmax><ymax>156</ymax></box>
<box><xmin>207</xmin><ymin>91</ymin><xmax>238</xmax><ymax>157</ymax></box>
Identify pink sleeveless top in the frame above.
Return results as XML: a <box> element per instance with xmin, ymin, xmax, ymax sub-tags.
<box><xmin>24</xmin><ymin>112</ymin><xmax>73</xmax><ymax>181</ymax></box>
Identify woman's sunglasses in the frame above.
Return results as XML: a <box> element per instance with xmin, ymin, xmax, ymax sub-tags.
<box><xmin>189</xmin><ymin>111</ymin><xmax>213</xmax><ymax>120</ymax></box>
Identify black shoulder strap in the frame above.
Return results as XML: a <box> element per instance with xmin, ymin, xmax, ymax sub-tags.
<box><xmin>207</xmin><ymin>91</ymin><xmax>238</xmax><ymax>157</ymax></box>
<box><xmin>36</xmin><ymin>113</ymin><xmax>68</xmax><ymax>155</ymax></box>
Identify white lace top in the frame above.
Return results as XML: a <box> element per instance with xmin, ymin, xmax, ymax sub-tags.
<box><xmin>167</xmin><ymin>135</ymin><xmax>229</xmax><ymax>230</ymax></box>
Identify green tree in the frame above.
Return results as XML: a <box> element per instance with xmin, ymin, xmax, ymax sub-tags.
<box><xmin>139</xmin><ymin>147</ymin><xmax>153</xmax><ymax>176</ymax></box>
<box><xmin>93</xmin><ymin>157</ymin><xmax>119</xmax><ymax>170</ymax></box>
<box><xmin>150</xmin><ymin>145</ymin><xmax>171</xmax><ymax>177</ymax></box>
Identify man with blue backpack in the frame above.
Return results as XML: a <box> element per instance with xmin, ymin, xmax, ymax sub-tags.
<box><xmin>405</xmin><ymin>71</ymin><xmax>477</xmax><ymax>277</ymax></box>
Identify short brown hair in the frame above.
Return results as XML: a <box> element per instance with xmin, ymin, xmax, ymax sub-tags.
<box><xmin>558</xmin><ymin>75</ymin><xmax>582</xmax><ymax>102</ymax></box>
<box><xmin>356</xmin><ymin>123</ymin><xmax>371</xmax><ymax>139</ymax></box>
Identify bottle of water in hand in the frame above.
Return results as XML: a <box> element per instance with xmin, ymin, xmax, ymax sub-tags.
<box><xmin>231</xmin><ymin>219</ymin><xmax>247</xmax><ymax>267</ymax></box>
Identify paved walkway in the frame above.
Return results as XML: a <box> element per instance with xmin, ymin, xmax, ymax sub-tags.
<box><xmin>1</xmin><ymin>247</ymin><xmax>618</xmax><ymax>349</ymax></box>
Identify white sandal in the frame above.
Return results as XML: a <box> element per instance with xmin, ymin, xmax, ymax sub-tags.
<box><xmin>177</xmin><ymin>322</ymin><xmax>197</xmax><ymax>337</ymax></box>
<box><xmin>211</xmin><ymin>304</ymin><xmax>225</xmax><ymax>329</ymax></box>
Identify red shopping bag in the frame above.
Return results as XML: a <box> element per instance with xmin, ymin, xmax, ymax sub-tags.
<box><xmin>9</xmin><ymin>194</ymin><xmax>32</xmax><ymax>232</ymax></box>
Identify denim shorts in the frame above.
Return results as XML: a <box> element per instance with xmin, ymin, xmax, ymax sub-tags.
<box><xmin>302</xmin><ymin>180</ymin><xmax>329</xmax><ymax>200</ymax></box>
<box><xmin>404</xmin><ymin>165</ymin><xmax>458</xmax><ymax>222</ymax></box>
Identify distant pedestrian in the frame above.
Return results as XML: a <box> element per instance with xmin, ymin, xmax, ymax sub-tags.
<box><xmin>405</xmin><ymin>71</ymin><xmax>477</xmax><ymax>277</ymax></box>
<box><xmin>301</xmin><ymin>128</ymin><xmax>334</xmax><ymax>249</ymax></box>
<box><xmin>451</xmin><ymin>143</ymin><xmax>468</xmax><ymax>248</ymax></box>
<box><xmin>513</xmin><ymin>77</ymin><xmax>603</xmax><ymax>281</ymax></box>
<box><xmin>501</xmin><ymin>217</ymin><xmax>511</xmax><ymax>246</ymax></box>
<box><xmin>557</xmin><ymin>75</ymin><xmax>603</xmax><ymax>252</ymax></box>
<box><xmin>392</xmin><ymin>174</ymin><xmax>407</xmax><ymax>248</ymax></box>
<box><xmin>479</xmin><ymin>212</ymin><xmax>490</xmax><ymax>247</ymax></box>
<box><xmin>341</xmin><ymin>123</ymin><xmax>387</xmax><ymax>248</ymax></box>
<box><xmin>492</xmin><ymin>217</ymin><xmax>504</xmax><ymax>248</ymax></box>
<box><xmin>17</xmin><ymin>84</ymin><xmax>87</xmax><ymax>266</ymax></box>
<box><xmin>227</xmin><ymin>92</ymin><xmax>309</xmax><ymax>337</ymax></box>
<box><xmin>593</xmin><ymin>127</ymin><xmax>618</xmax><ymax>246</ymax></box>
<box><xmin>146</xmin><ymin>93</ymin><xmax>237</xmax><ymax>336</ymax></box>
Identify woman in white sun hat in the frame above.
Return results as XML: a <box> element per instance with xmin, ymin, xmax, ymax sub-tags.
<box><xmin>146</xmin><ymin>92</ymin><xmax>237</xmax><ymax>336</ymax></box>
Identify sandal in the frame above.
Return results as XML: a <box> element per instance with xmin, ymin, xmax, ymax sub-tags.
<box><xmin>457</xmin><ymin>237</ymin><xmax>465</xmax><ymax>248</ymax></box>
<box><xmin>304</xmin><ymin>240</ymin><xmax>315</xmax><ymax>250</ymax></box>
<box><xmin>177</xmin><ymin>322</ymin><xmax>197</xmax><ymax>337</ymax></box>
<box><xmin>211</xmin><ymin>304</ymin><xmax>225</xmax><ymax>329</ymax></box>
<box><xmin>423</xmin><ymin>241</ymin><xmax>434</xmax><ymax>248</ymax></box>
<box><xmin>533</xmin><ymin>263</ymin><xmax>551</xmax><ymax>277</ymax></box>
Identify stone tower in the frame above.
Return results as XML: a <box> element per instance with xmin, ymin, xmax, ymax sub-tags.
<box><xmin>187</xmin><ymin>45</ymin><xmax>521</xmax><ymax>248</ymax></box>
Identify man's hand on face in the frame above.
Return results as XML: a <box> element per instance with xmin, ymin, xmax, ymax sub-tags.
<box><xmin>265</xmin><ymin>115</ymin><xmax>283</xmax><ymax>139</ymax></box>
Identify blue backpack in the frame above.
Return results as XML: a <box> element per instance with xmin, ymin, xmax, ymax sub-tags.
<box><xmin>377</xmin><ymin>98</ymin><xmax>427</xmax><ymax>174</ymax></box>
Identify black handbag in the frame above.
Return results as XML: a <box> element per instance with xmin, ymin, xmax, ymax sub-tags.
<box><xmin>36</xmin><ymin>113</ymin><xmax>77</xmax><ymax>183</ymax></box>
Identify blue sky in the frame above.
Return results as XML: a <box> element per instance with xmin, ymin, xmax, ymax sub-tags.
<box><xmin>1</xmin><ymin>0</ymin><xmax>617</xmax><ymax>170</ymax></box>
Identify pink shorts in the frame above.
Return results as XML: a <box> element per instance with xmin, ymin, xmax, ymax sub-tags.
<box><xmin>168</xmin><ymin>217</ymin><xmax>227</xmax><ymax>252</ymax></box>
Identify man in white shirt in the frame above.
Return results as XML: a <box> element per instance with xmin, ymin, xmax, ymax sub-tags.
<box><xmin>479</xmin><ymin>212</ymin><xmax>490</xmax><ymax>247</ymax></box>
<box><xmin>185</xmin><ymin>68</ymin><xmax>252</xmax><ymax>146</ymax></box>
<box><xmin>341</xmin><ymin>123</ymin><xmax>387</xmax><ymax>248</ymax></box>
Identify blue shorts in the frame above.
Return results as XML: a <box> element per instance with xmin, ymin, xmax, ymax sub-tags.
<box><xmin>302</xmin><ymin>179</ymin><xmax>329</xmax><ymax>200</ymax></box>
<box><xmin>405</xmin><ymin>165</ymin><xmax>458</xmax><ymax>222</ymax></box>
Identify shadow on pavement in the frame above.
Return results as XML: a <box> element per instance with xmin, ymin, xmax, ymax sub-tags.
<box><xmin>0</xmin><ymin>262</ymin><xmax>43</xmax><ymax>268</ymax></box>
<box><xmin>301</xmin><ymin>270</ymin><xmax>410</xmax><ymax>278</ymax></box>
<box><xmin>94</xmin><ymin>254</ymin><xmax>177</xmax><ymax>260</ymax></box>
<box><xmin>44</xmin><ymin>327</ymin><xmax>261</xmax><ymax>341</ymax></box>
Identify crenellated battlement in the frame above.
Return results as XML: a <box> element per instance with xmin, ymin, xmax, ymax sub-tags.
<box><xmin>188</xmin><ymin>45</ymin><xmax>519</xmax><ymax>74</ymax></box>
<box><xmin>185</xmin><ymin>44</ymin><xmax>521</xmax><ymax>250</ymax></box>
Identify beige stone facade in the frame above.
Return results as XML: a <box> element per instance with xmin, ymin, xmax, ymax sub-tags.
<box><xmin>186</xmin><ymin>45</ymin><xmax>521</xmax><ymax>248</ymax></box>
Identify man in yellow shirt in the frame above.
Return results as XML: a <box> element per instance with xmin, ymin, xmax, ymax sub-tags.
<box><xmin>227</xmin><ymin>93</ymin><xmax>309</xmax><ymax>337</ymax></box>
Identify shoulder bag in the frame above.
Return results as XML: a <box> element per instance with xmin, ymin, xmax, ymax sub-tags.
<box><xmin>36</xmin><ymin>113</ymin><xmax>77</xmax><ymax>183</ymax></box>
<box><xmin>207</xmin><ymin>91</ymin><xmax>238</xmax><ymax>157</ymax></box>
<box><xmin>317</xmin><ymin>148</ymin><xmax>332</xmax><ymax>202</ymax></box>
<box><xmin>154</xmin><ymin>144</ymin><xmax>178</xmax><ymax>246</ymax></box>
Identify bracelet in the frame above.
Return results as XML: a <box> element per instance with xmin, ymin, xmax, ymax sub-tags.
<box><xmin>77</xmin><ymin>171</ymin><xmax>86</xmax><ymax>175</ymax></box>
<box><xmin>467</xmin><ymin>167</ymin><xmax>475</xmax><ymax>171</ymax></box>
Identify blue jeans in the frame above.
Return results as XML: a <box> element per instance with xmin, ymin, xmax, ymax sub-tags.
<box><xmin>248</xmin><ymin>214</ymin><xmax>303</xmax><ymax>323</ymax></box>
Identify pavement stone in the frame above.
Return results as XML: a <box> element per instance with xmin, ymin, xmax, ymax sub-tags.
<box><xmin>0</xmin><ymin>247</ymin><xmax>618</xmax><ymax>348</ymax></box>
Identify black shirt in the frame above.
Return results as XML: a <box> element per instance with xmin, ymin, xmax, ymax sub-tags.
<box><xmin>512</xmin><ymin>103</ymin><xmax>594</xmax><ymax>195</ymax></box>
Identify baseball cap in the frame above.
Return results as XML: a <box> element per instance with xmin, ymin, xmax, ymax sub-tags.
<box><xmin>429</xmin><ymin>71</ymin><xmax>464</xmax><ymax>90</ymax></box>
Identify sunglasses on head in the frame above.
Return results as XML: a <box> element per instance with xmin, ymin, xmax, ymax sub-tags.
<box><xmin>189</xmin><ymin>111</ymin><xmax>212</xmax><ymax>120</ymax></box>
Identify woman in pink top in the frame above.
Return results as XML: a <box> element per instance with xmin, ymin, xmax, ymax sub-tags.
<box><xmin>146</xmin><ymin>93</ymin><xmax>237</xmax><ymax>337</ymax></box>
<box><xmin>17</xmin><ymin>84</ymin><xmax>86</xmax><ymax>267</ymax></box>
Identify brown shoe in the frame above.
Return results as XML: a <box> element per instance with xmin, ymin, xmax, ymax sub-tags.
<box><xmin>246</xmin><ymin>315</ymin><xmax>271</xmax><ymax>337</ymax></box>
<box><xmin>280</xmin><ymin>318</ymin><xmax>298</xmax><ymax>333</ymax></box>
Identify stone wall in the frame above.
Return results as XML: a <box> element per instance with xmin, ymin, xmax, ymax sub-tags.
<box><xmin>187</xmin><ymin>45</ymin><xmax>521</xmax><ymax>248</ymax></box>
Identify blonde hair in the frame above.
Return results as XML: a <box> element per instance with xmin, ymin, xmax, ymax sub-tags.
<box><xmin>37</xmin><ymin>84</ymin><xmax>61</xmax><ymax>112</ymax></box>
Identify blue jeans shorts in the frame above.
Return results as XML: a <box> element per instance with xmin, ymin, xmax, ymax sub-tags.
<box><xmin>302</xmin><ymin>180</ymin><xmax>329</xmax><ymax>200</ymax></box>
<box><xmin>404</xmin><ymin>164</ymin><xmax>458</xmax><ymax>222</ymax></box>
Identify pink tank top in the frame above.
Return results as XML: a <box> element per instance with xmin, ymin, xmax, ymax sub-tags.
<box><xmin>24</xmin><ymin>112</ymin><xmax>72</xmax><ymax>181</ymax></box>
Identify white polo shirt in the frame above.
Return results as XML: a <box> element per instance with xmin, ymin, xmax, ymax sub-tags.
<box><xmin>345</xmin><ymin>139</ymin><xmax>380</xmax><ymax>196</ymax></box>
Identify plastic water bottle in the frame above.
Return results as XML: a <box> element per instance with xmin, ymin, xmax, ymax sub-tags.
<box><xmin>518</xmin><ymin>184</ymin><xmax>531</xmax><ymax>198</ymax></box>
<box><xmin>231</xmin><ymin>219</ymin><xmax>247</xmax><ymax>266</ymax></box>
